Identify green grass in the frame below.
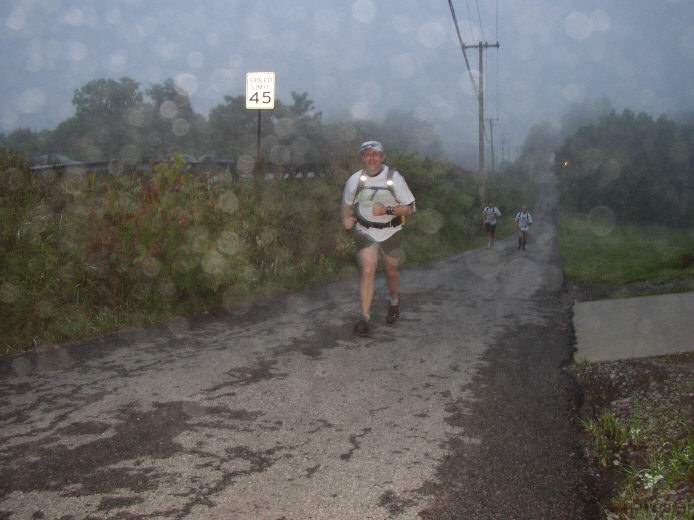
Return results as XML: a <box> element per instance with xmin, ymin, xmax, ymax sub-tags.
<box><xmin>557</xmin><ymin>217</ymin><xmax>694</xmax><ymax>285</ymax></box>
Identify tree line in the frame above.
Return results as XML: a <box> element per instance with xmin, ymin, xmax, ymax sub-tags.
<box><xmin>555</xmin><ymin>109</ymin><xmax>694</xmax><ymax>228</ymax></box>
<box><xmin>0</xmin><ymin>76</ymin><xmax>444</xmax><ymax>171</ymax></box>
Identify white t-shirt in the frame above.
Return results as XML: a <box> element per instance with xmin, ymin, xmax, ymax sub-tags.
<box><xmin>483</xmin><ymin>206</ymin><xmax>501</xmax><ymax>224</ymax></box>
<box><xmin>515</xmin><ymin>211</ymin><xmax>533</xmax><ymax>231</ymax></box>
<box><xmin>342</xmin><ymin>165</ymin><xmax>416</xmax><ymax>242</ymax></box>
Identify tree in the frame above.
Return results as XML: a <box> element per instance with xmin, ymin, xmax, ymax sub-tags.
<box><xmin>559</xmin><ymin>97</ymin><xmax>612</xmax><ymax>140</ymax></box>
<box><xmin>380</xmin><ymin>111</ymin><xmax>443</xmax><ymax>157</ymax></box>
<box><xmin>555</xmin><ymin>109</ymin><xmax>694</xmax><ymax>227</ymax></box>
<box><xmin>516</xmin><ymin>122</ymin><xmax>559</xmax><ymax>183</ymax></box>
<box><xmin>284</xmin><ymin>91</ymin><xmax>315</xmax><ymax>117</ymax></box>
<box><xmin>73</xmin><ymin>77</ymin><xmax>143</xmax><ymax>119</ymax></box>
<box><xmin>207</xmin><ymin>95</ymin><xmax>259</xmax><ymax>160</ymax></box>
<box><xmin>2</xmin><ymin>128</ymin><xmax>41</xmax><ymax>159</ymax></box>
<box><xmin>145</xmin><ymin>79</ymin><xmax>199</xmax><ymax>159</ymax></box>
<box><xmin>55</xmin><ymin>77</ymin><xmax>145</xmax><ymax>161</ymax></box>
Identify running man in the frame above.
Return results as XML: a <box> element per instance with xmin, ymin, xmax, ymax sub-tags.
<box><xmin>515</xmin><ymin>205</ymin><xmax>533</xmax><ymax>250</ymax></box>
<box><xmin>482</xmin><ymin>201</ymin><xmax>502</xmax><ymax>248</ymax></box>
<box><xmin>341</xmin><ymin>141</ymin><xmax>416</xmax><ymax>336</ymax></box>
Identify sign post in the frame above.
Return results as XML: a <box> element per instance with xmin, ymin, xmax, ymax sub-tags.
<box><xmin>245</xmin><ymin>72</ymin><xmax>275</xmax><ymax>175</ymax></box>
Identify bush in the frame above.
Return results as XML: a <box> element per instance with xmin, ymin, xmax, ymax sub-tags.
<box><xmin>1</xmin><ymin>150</ymin><xmax>486</xmax><ymax>354</ymax></box>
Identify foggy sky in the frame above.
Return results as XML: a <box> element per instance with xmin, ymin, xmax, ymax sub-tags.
<box><xmin>2</xmin><ymin>0</ymin><xmax>693</xmax><ymax>162</ymax></box>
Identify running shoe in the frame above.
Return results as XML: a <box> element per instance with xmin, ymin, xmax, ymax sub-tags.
<box><xmin>354</xmin><ymin>318</ymin><xmax>370</xmax><ymax>336</ymax></box>
<box><xmin>386</xmin><ymin>303</ymin><xmax>399</xmax><ymax>324</ymax></box>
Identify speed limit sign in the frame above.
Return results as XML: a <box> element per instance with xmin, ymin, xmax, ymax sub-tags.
<box><xmin>245</xmin><ymin>72</ymin><xmax>275</xmax><ymax>109</ymax></box>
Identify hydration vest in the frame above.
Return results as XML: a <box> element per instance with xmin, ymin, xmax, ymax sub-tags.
<box><xmin>353</xmin><ymin>167</ymin><xmax>406</xmax><ymax>228</ymax></box>
<box><xmin>353</xmin><ymin>167</ymin><xmax>399</xmax><ymax>203</ymax></box>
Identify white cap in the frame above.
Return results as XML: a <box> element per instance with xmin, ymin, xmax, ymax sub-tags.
<box><xmin>359</xmin><ymin>140</ymin><xmax>384</xmax><ymax>154</ymax></box>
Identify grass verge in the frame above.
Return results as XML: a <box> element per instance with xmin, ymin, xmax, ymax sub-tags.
<box><xmin>558</xmin><ymin>217</ymin><xmax>694</xmax><ymax>285</ymax></box>
<box><xmin>559</xmin><ymin>215</ymin><xmax>694</xmax><ymax>519</ymax></box>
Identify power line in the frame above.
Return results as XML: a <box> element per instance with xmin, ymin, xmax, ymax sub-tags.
<box><xmin>447</xmin><ymin>0</ymin><xmax>478</xmax><ymax>99</ymax></box>
<box><xmin>465</xmin><ymin>41</ymin><xmax>499</xmax><ymax>177</ymax></box>
<box><xmin>447</xmin><ymin>0</ymin><xmax>501</xmax><ymax>180</ymax></box>
<box><xmin>475</xmin><ymin>0</ymin><xmax>485</xmax><ymax>42</ymax></box>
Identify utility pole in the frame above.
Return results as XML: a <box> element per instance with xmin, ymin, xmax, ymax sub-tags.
<box><xmin>463</xmin><ymin>41</ymin><xmax>499</xmax><ymax>178</ymax></box>
<box><xmin>501</xmin><ymin>133</ymin><xmax>507</xmax><ymax>164</ymax></box>
<box><xmin>487</xmin><ymin>117</ymin><xmax>497</xmax><ymax>175</ymax></box>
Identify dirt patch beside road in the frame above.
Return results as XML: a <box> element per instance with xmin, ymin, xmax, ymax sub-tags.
<box><xmin>568</xmin><ymin>281</ymin><xmax>694</xmax><ymax>519</ymax></box>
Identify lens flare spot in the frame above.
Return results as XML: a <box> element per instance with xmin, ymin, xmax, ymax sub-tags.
<box><xmin>587</xmin><ymin>206</ymin><xmax>616</xmax><ymax>236</ymax></box>
<box><xmin>0</xmin><ymin>282</ymin><xmax>22</xmax><ymax>303</ymax></box>
<box><xmin>591</xmin><ymin>10</ymin><xmax>611</xmax><ymax>32</ymax></box>
<box><xmin>17</xmin><ymin>88</ymin><xmax>46</xmax><ymax>114</ymax></box>
<box><xmin>174</xmin><ymin>73</ymin><xmax>198</xmax><ymax>96</ymax></box>
<box><xmin>209</xmin><ymin>68</ymin><xmax>235</xmax><ymax>93</ymax></box>
<box><xmin>3</xmin><ymin>167</ymin><xmax>25</xmax><ymax>191</ymax></box>
<box><xmin>105</xmin><ymin>50</ymin><xmax>127</xmax><ymax>73</ymax></box>
<box><xmin>187</xmin><ymin>51</ymin><xmax>205</xmax><ymax>69</ymax></box>
<box><xmin>390</xmin><ymin>248</ymin><xmax>407</xmax><ymax>265</ymax></box>
<box><xmin>418</xmin><ymin>21</ymin><xmax>446</xmax><ymax>49</ymax></box>
<box><xmin>217</xmin><ymin>191</ymin><xmax>239</xmax><ymax>214</ymax></box>
<box><xmin>391</xmin><ymin>53</ymin><xmax>416</xmax><ymax>79</ymax></box>
<box><xmin>223</xmin><ymin>288</ymin><xmax>252</xmax><ymax>315</ymax></box>
<box><xmin>565</xmin><ymin>11</ymin><xmax>592</xmax><ymax>41</ymax></box>
<box><xmin>274</xmin><ymin>117</ymin><xmax>297</xmax><ymax>139</ymax></box>
<box><xmin>127</xmin><ymin>106</ymin><xmax>147</xmax><ymax>127</ymax></box>
<box><xmin>11</xmin><ymin>357</ymin><xmax>32</xmax><ymax>377</ymax></box>
<box><xmin>350</xmin><ymin>101</ymin><xmax>369</xmax><ymax>119</ymax></box>
<box><xmin>502</xmin><ymin>258</ymin><xmax>542</xmax><ymax>297</ymax></box>
<box><xmin>166</xmin><ymin>316</ymin><xmax>190</xmax><ymax>337</ymax></box>
<box><xmin>466</xmin><ymin>249</ymin><xmax>504</xmax><ymax>280</ymax></box>
<box><xmin>352</xmin><ymin>0</ymin><xmax>376</xmax><ymax>23</ymax></box>
<box><xmin>159</xmin><ymin>100</ymin><xmax>178</xmax><ymax>119</ymax></box>
<box><xmin>416</xmin><ymin>208</ymin><xmax>445</xmax><ymax>235</ymax></box>
<box><xmin>141</xmin><ymin>256</ymin><xmax>161</xmax><ymax>277</ymax></box>
<box><xmin>236</xmin><ymin>154</ymin><xmax>255</xmax><ymax>176</ymax></box>
<box><xmin>669</xmin><ymin>141</ymin><xmax>689</xmax><ymax>165</ymax></box>
<box><xmin>7</xmin><ymin>9</ymin><xmax>27</xmax><ymax>31</ymax></box>
<box><xmin>292</xmin><ymin>136</ymin><xmax>311</xmax><ymax>157</ymax></box>
<box><xmin>60</xmin><ymin>172</ymin><xmax>88</xmax><ymax>196</ymax></box>
<box><xmin>120</xmin><ymin>144</ymin><xmax>140</xmax><ymax>165</ymax></box>
<box><xmin>562</xmin><ymin>83</ymin><xmax>584</xmax><ymax>103</ymax></box>
<box><xmin>172</xmin><ymin>118</ymin><xmax>190</xmax><ymax>136</ymax></box>
<box><xmin>216</xmin><ymin>230</ymin><xmax>242</xmax><ymax>255</ymax></box>
<box><xmin>314</xmin><ymin>9</ymin><xmax>340</xmax><ymax>33</ymax></box>
<box><xmin>62</xmin><ymin>7</ymin><xmax>85</xmax><ymax>26</ymax></box>
<box><xmin>201</xmin><ymin>249</ymin><xmax>226</xmax><ymax>276</ymax></box>
<box><xmin>106</xmin><ymin>8</ymin><xmax>121</xmax><ymax>25</ymax></box>
<box><xmin>67</xmin><ymin>41</ymin><xmax>87</xmax><ymax>61</ymax></box>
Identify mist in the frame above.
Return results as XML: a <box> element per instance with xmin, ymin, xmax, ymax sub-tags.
<box><xmin>2</xmin><ymin>0</ymin><xmax>693</xmax><ymax>165</ymax></box>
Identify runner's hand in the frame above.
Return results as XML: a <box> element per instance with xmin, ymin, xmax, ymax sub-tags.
<box><xmin>343</xmin><ymin>216</ymin><xmax>356</xmax><ymax>230</ymax></box>
<box><xmin>372</xmin><ymin>202</ymin><xmax>386</xmax><ymax>216</ymax></box>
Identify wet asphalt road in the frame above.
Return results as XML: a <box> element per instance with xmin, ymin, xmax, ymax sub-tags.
<box><xmin>0</xmin><ymin>174</ymin><xmax>594</xmax><ymax>519</ymax></box>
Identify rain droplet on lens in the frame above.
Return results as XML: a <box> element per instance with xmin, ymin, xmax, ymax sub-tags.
<box><xmin>587</xmin><ymin>206</ymin><xmax>616</xmax><ymax>236</ymax></box>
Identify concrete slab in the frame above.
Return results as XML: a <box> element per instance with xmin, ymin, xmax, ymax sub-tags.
<box><xmin>573</xmin><ymin>291</ymin><xmax>694</xmax><ymax>362</ymax></box>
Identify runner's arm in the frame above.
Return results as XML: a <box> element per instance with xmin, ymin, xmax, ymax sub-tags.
<box><xmin>342</xmin><ymin>203</ymin><xmax>356</xmax><ymax>230</ymax></box>
<box><xmin>373</xmin><ymin>202</ymin><xmax>415</xmax><ymax>217</ymax></box>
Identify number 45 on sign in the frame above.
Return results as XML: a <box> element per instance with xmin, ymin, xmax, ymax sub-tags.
<box><xmin>246</xmin><ymin>72</ymin><xmax>275</xmax><ymax>109</ymax></box>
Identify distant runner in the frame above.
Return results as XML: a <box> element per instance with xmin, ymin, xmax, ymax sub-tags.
<box><xmin>482</xmin><ymin>201</ymin><xmax>502</xmax><ymax>248</ymax></box>
<box><xmin>515</xmin><ymin>205</ymin><xmax>533</xmax><ymax>250</ymax></box>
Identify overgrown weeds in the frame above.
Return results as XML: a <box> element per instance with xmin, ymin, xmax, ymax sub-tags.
<box><xmin>574</xmin><ymin>356</ymin><xmax>694</xmax><ymax>519</ymax></box>
<box><xmin>2</xmin><ymin>149</ymin><xmax>503</xmax><ymax>356</ymax></box>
